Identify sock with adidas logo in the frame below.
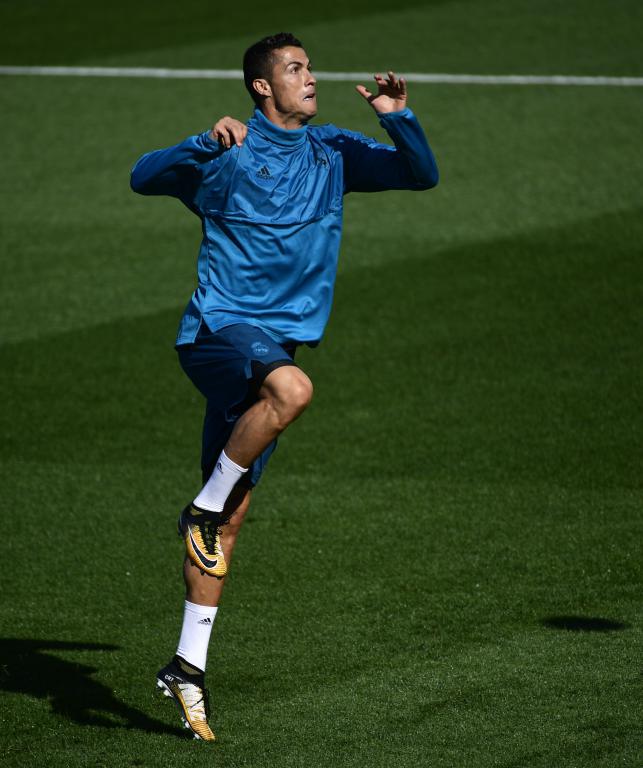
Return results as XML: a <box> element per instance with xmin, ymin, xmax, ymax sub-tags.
<box><xmin>193</xmin><ymin>449</ymin><xmax>248</xmax><ymax>512</ymax></box>
<box><xmin>176</xmin><ymin>600</ymin><xmax>218</xmax><ymax>673</ymax></box>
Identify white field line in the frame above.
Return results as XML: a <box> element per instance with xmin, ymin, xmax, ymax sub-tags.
<box><xmin>0</xmin><ymin>65</ymin><xmax>642</xmax><ymax>87</ymax></box>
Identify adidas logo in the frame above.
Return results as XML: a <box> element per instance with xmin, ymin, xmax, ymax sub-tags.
<box><xmin>256</xmin><ymin>165</ymin><xmax>272</xmax><ymax>179</ymax></box>
<box><xmin>198</xmin><ymin>617</ymin><xmax>212</xmax><ymax>625</ymax></box>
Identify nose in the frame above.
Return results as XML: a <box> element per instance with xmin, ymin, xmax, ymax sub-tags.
<box><xmin>306</xmin><ymin>69</ymin><xmax>316</xmax><ymax>86</ymax></box>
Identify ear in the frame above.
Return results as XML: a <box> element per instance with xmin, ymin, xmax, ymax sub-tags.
<box><xmin>252</xmin><ymin>78</ymin><xmax>272</xmax><ymax>99</ymax></box>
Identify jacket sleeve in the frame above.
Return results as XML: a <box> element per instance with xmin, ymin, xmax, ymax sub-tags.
<box><xmin>337</xmin><ymin>108</ymin><xmax>439</xmax><ymax>193</ymax></box>
<box><xmin>129</xmin><ymin>131</ymin><xmax>226</xmax><ymax>210</ymax></box>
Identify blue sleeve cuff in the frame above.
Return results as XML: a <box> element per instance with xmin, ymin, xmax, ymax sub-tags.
<box><xmin>376</xmin><ymin>107</ymin><xmax>414</xmax><ymax>121</ymax></box>
<box><xmin>200</xmin><ymin>130</ymin><xmax>219</xmax><ymax>148</ymax></box>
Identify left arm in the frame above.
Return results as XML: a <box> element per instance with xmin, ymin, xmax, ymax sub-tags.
<box><xmin>340</xmin><ymin>72</ymin><xmax>439</xmax><ymax>193</ymax></box>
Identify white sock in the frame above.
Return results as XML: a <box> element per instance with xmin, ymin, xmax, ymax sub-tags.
<box><xmin>176</xmin><ymin>600</ymin><xmax>218</xmax><ymax>673</ymax></box>
<box><xmin>193</xmin><ymin>450</ymin><xmax>248</xmax><ymax>512</ymax></box>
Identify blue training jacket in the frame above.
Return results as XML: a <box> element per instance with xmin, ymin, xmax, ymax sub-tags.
<box><xmin>130</xmin><ymin>107</ymin><xmax>438</xmax><ymax>346</ymax></box>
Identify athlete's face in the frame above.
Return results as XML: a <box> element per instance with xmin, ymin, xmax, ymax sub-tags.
<box><xmin>261</xmin><ymin>47</ymin><xmax>317</xmax><ymax>123</ymax></box>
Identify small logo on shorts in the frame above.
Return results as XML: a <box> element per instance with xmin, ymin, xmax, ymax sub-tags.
<box><xmin>251</xmin><ymin>341</ymin><xmax>270</xmax><ymax>357</ymax></box>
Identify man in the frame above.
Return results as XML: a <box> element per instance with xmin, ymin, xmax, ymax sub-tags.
<box><xmin>130</xmin><ymin>32</ymin><xmax>438</xmax><ymax>741</ymax></box>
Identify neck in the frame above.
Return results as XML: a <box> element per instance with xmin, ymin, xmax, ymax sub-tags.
<box><xmin>259</xmin><ymin>103</ymin><xmax>308</xmax><ymax>130</ymax></box>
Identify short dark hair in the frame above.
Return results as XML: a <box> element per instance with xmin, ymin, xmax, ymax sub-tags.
<box><xmin>243</xmin><ymin>32</ymin><xmax>304</xmax><ymax>105</ymax></box>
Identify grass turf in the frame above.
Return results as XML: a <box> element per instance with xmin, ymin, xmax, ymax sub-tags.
<box><xmin>0</xmin><ymin>1</ymin><xmax>642</xmax><ymax>765</ymax></box>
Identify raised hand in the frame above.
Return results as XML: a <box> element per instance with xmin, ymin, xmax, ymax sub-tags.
<box><xmin>355</xmin><ymin>71</ymin><xmax>408</xmax><ymax>114</ymax></box>
<box><xmin>210</xmin><ymin>116</ymin><xmax>247</xmax><ymax>149</ymax></box>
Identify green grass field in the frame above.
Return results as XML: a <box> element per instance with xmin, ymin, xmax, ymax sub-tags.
<box><xmin>1</xmin><ymin>1</ymin><xmax>641</xmax><ymax>766</ymax></box>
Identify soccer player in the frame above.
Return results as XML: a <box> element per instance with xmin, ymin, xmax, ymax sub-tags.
<box><xmin>130</xmin><ymin>32</ymin><xmax>438</xmax><ymax>740</ymax></box>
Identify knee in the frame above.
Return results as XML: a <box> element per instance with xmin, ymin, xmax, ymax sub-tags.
<box><xmin>262</xmin><ymin>366</ymin><xmax>313</xmax><ymax>427</ymax></box>
<box><xmin>221</xmin><ymin>519</ymin><xmax>242</xmax><ymax>543</ymax></box>
<box><xmin>285</xmin><ymin>371</ymin><xmax>314</xmax><ymax>416</ymax></box>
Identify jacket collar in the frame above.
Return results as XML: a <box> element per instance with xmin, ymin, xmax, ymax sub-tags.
<box><xmin>250</xmin><ymin>108</ymin><xmax>308</xmax><ymax>147</ymax></box>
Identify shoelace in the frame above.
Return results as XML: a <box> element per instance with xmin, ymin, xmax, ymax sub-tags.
<box><xmin>201</xmin><ymin>519</ymin><xmax>223</xmax><ymax>554</ymax></box>
<box><xmin>178</xmin><ymin>682</ymin><xmax>209</xmax><ymax>721</ymax></box>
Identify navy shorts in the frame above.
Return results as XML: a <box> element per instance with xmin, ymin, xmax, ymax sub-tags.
<box><xmin>177</xmin><ymin>323</ymin><xmax>297</xmax><ymax>488</ymax></box>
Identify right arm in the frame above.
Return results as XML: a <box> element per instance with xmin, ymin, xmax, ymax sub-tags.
<box><xmin>130</xmin><ymin>117</ymin><xmax>248</xmax><ymax>203</ymax></box>
<box><xmin>130</xmin><ymin>132</ymin><xmax>222</xmax><ymax>202</ymax></box>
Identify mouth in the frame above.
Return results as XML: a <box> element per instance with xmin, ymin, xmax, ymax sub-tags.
<box><xmin>303</xmin><ymin>92</ymin><xmax>316</xmax><ymax>102</ymax></box>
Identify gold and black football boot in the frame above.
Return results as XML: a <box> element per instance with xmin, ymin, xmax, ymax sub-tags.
<box><xmin>178</xmin><ymin>504</ymin><xmax>227</xmax><ymax>578</ymax></box>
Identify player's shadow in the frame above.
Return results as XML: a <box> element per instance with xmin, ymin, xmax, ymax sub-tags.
<box><xmin>0</xmin><ymin>638</ymin><xmax>183</xmax><ymax>736</ymax></box>
<box><xmin>540</xmin><ymin>616</ymin><xmax>630</xmax><ymax>632</ymax></box>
